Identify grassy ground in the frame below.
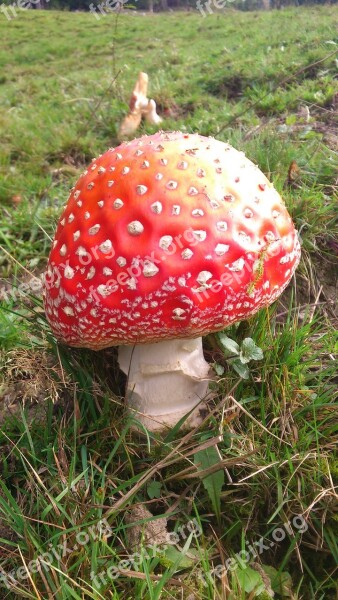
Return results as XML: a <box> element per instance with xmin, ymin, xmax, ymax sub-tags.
<box><xmin>0</xmin><ymin>6</ymin><xmax>337</xmax><ymax>599</ymax></box>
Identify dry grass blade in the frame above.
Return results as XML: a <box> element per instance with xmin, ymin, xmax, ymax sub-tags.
<box><xmin>166</xmin><ymin>455</ymin><xmax>256</xmax><ymax>482</ymax></box>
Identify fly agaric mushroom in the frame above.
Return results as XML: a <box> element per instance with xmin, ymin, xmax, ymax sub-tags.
<box><xmin>44</xmin><ymin>132</ymin><xmax>300</xmax><ymax>431</ymax></box>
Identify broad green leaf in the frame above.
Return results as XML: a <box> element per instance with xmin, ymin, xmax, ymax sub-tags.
<box><xmin>152</xmin><ymin>533</ymin><xmax>194</xmax><ymax>598</ymax></box>
<box><xmin>240</xmin><ymin>338</ymin><xmax>264</xmax><ymax>363</ymax></box>
<box><xmin>194</xmin><ymin>446</ymin><xmax>224</xmax><ymax>522</ymax></box>
<box><xmin>233</xmin><ymin>564</ymin><xmax>266</xmax><ymax>596</ymax></box>
<box><xmin>262</xmin><ymin>565</ymin><xmax>293</xmax><ymax>597</ymax></box>
<box><xmin>213</xmin><ymin>362</ymin><xmax>225</xmax><ymax>376</ymax></box>
<box><xmin>147</xmin><ymin>481</ymin><xmax>162</xmax><ymax>499</ymax></box>
<box><xmin>161</xmin><ymin>545</ymin><xmax>198</xmax><ymax>569</ymax></box>
<box><xmin>231</xmin><ymin>359</ymin><xmax>250</xmax><ymax>379</ymax></box>
<box><xmin>218</xmin><ymin>333</ymin><xmax>240</xmax><ymax>356</ymax></box>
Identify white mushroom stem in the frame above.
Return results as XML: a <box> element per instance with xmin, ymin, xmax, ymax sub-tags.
<box><xmin>118</xmin><ymin>337</ymin><xmax>210</xmax><ymax>431</ymax></box>
<box><xmin>144</xmin><ymin>99</ymin><xmax>162</xmax><ymax>126</ymax></box>
<box><xmin>118</xmin><ymin>72</ymin><xmax>162</xmax><ymax>140</ymax></box>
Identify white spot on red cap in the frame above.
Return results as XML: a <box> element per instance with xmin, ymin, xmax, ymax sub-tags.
<box><xmin>238</xmin><ymin>231</ymin><xmax>251</xmax><ymax>244</ymax></box>
<box><xmin>107</xmin><ymin>181</ymin><xmax>114</xmax><ymax>188</ymax></box>
<box><xmin>60</xmin><ymin>244</ymin><xmax>67</xmax><ymax>256</ymax></box>
<box><xmin>143</xmin><ymin>261</ymin><xmax>159</xmax><ymax>277</ymax></box>
<box><xmin>172</xmin><ymin>308</ymin><xmax>186</xmax><ymax>320</ymax></box>
<box><xmin>84</xmin><ymin>212</ymin><xmax>90</xmax><ymax>220</ymax></box>
<box><xmin>193</xmin><ymin>230</ymin><xmax>207</xmax><ymax>242</ymax></box>
<box><xmin>159</xmin><ymin>235</ymin><xmax>173</xmax><ymax>250</ymax></box>
<box><xmin>228</xmin><ymin>258</ymin><xmax>245</xmax><ymax>271</ymax></box>
<box><xmin>182</xmin><ymin>248</ymin><xmax>193</xmax><ymax>260</ymax></box>
<box><xmin>89</xmin><ymin>224</ymin><xmax>100</xmax><ymax>236</ymax></box>
<box><xmin>121</xmin><ymin>167</ymin><xmax>130</xmax><ymax>175</ymax></box>
<box><xmin>136</xmin><ymin>185</ymin><xmax>147</xmax><ymax>195</ymax></box>
<box><xmin>98</xmin><ymin>166</ymin><xmax>106</xmax><ymax>174</ymax></box>
<box><xmin>113</xmin><ymin>199</ymin><xmax>124</xmax><ymax>210</ymax></box>
<box><xmin>128</xmin><ymin>221</ymin><xmax>144</xmax><ymax>235</ymax></box>
<box><xmin>215</xmin><ymin>243</ymin><xmax>229</xmax><ymax>256</ymax></box>
<box><xmin>63</xmin><ymin>306</ymin><xmax>74</xmax><ymax>316</ymax></box>
<box><xmin>76</xmin><ymin>246</ymin><xmax>87</xmax><ymax>257</ymax></box>
<box><xmin>64</xmin><ymin>266</ymin><xmax>75</xmax><ymax>279</ymax></box>
<box><xmin>197</xmin><ymin>271</ymin><xmax>212</xmax><ymax>285</ymax></box>
<box><xmin>97</xmin><ymin>284</ymin><xmax>117</xmax><ymax>296</ymax></box>
<box><xmin>192</xmin><ymin>209</ymin><xmax>204</xmax><ymax>217</ymax></box>
<box><xmin>126</xmin><ymin>277</ymin><xmax>137</xmax><ymax>290</ymax></box>
<box><xmin>172</xmin><ymin>205</ymin><xmax>181</xmax><ymax>215</ymax></box>
<box><xmin>151</xmin><ymin>201</ymin><xmax>162</xmax><ymax>214</ymax></box>
<box><xmin>166</xmin><ymin>180</ymin><xmax>178</xmax><ymax>190</ymax></box>
<box><xmin>99</xmin><ymin>239</ymin><xmax>113</xmax><ymax>254</ymax></box>
<box><xmin>188</xmin><ymin>186</ymin><xmax>198</xmax><ymax>196</ymax></box>
<box><xmin>116</xmin><ymin>256</ymin><xmax>126</xmax><ymax>267</ymax></box>
<box><xmin>216</xmin><ymin>221</ymin><xmax>227</xmax><ymax>232</ymax></box>
<box><xmin>155</xmin><ymin>173</ymin><xmax>163</xmax><ymax>181</ymax></box>
<box><xmin>86</xmin><ymin>266</ymin><xmax>96</xmax><ymax>280</ymax></box>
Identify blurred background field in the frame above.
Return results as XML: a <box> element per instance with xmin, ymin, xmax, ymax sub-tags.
<box><xmin>0</xmin><ymin>6</ymin><xmax>337</xmax><ymax>599</ymax></box>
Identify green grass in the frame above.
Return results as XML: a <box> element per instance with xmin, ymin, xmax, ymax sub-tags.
<box><xmin>0</xmin><ymin>6</ymin><xmax>337</xmax><ymax>600</ymax></box>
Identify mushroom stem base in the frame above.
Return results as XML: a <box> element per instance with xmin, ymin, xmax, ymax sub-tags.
<box><xmin>118</xmin><ymin>337</ymin><xmax>210</xmax><ymax>431</ymax></box>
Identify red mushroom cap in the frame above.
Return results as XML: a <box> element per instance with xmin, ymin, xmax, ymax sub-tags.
<box><xmin>44</xmin><ymin>132</ymin><xmax>301</xmax><ymax>349</ymax></box>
